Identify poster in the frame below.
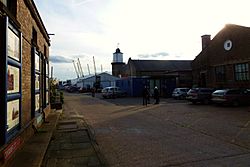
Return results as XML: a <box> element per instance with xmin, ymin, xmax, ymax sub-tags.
<box><xmin>46</xmin><ymin>78</ymin><xmax>49</xmax><ymax>90</ymax></box>
<box><xmin>35</xmin><ymin>53</ymin><xmax>40</xmax><ymax>71</ymax></box>
<box><xmin>7</xmin><ymin>65</ymin><xmax>20</xmax><ymax>94</ymax></box>
<box><xmin>35</xmin><ymin>94</ymin><xmax>40</xmax><ymax>111</ymax></box>
<box><xmin>35</xmin><ymin>74</ymin><xmax>40</xmax><ymax>90</ymax></box>
<box><xmin>46</xmin><ymin>91</ymin><xmax>49</xmax><ymax>104</ymax></box>
<box><xmin>7</xmin><ymin>99</ymin><xmax>19</xmax><ymax>131</ymax></box>
<box><xmin>0</xmin><ymin>0</ymin><xmax>7</xmax><ymax>6</ymax></box>
<box><xmin>46</xmin><ymin>62</ymin><xmax>49</xmax><ymax>76</ymax></box>
<box><xmin>7</xmin><ymin>27</ymin><xmax>20</xmax><ymax>61</ymax></box>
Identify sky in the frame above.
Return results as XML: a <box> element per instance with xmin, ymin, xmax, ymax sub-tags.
<box><xmin>34</xmin><ymin>0</ymin><xmax>250</xmax><ymax>81</ymax></box>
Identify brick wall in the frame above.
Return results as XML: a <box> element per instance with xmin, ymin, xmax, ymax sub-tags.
<box><xmin>0</xmin><ymin>0</ymin><xmax>51</xmax><ymax>165</ymax></box>
<box><xmin>16</xmin><ymin>0</ymin><xmax>50</xmax><ymax>126</ymax></box>
<box><xmin>192</xmin><ymin>25</ymin><xmax>250</xmax><ymax>88</ymax></box>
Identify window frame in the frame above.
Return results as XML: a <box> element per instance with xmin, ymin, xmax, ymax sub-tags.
<box><xmin>1</xmin><ymin>16</ymin><xmax>22</xmax><ymax>144</ymax></box>
<box><xmin>234</xmin><ymin>63</ymin><xmax>249</xmax><ymax>81</ymax></box>
<box><xmin>215</xmin><ymin>65</ymin><xmax>226</xmax><ymax>82</ymax></box>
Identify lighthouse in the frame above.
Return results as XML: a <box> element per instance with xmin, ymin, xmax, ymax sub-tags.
<box><xmin>111</xmin><ymin>47</ymin><xmax>125</xmax><ymax>77</ymax></box>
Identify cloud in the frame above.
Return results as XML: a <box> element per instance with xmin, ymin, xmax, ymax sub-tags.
<box><xmin>72</xmin><ymin>0</ymin><xmax>95</xmax><ymax>6</ymax></box>
<box><xmin>138</xmin><ymin>52</ymin><xmax>169</xmax><ymax>58</ymax></box>
<box><xmin>71</xmin><ymin>54</ymin><xmax>87</xmax><ymax>59</ymax></box>
<box><xmin>49</xmin><ymin>55</ymin><xmax>72</xmax><ymax>63</ymax></box>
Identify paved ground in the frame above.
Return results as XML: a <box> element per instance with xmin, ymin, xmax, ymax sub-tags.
<box><xmin>7</xmin><ymin>112</ymin><xmax>60</xmax><ymax>167</ymax></box>
<box><xmin>41</xmin><ymin>97</ymin><xmax>105</xmax><ymax>167</ymax></box>
<box><xmin>64</xmin><ymin>92</ymin><xmax>250</xmax><ymax>167</ymax></box>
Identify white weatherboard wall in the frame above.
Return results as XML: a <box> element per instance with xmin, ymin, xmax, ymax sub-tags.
<box><xmin>76</xmin><ymin>72</ymin><xmax>120</xmax><ymax>88</ymax></box>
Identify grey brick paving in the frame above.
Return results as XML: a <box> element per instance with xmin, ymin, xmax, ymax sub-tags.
<box><xmin>42</xmin><ymin>113</ymin><xmax>104</xmax><ymax>166</ymax></box>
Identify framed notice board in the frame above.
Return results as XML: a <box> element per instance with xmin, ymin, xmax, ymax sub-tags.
<box><xmin>1</xmin><ymin>16</ymin><xmax>22</xmax><ymax>143</ymax></box>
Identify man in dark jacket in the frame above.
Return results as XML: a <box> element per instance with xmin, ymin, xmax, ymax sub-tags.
<box><xmin>143</xmin><ymin>86</ymin><xmax>149</xmax><ymax>106</ymax></box>
<box><xmin>154</xmin><ymin>86</ymin><xmax>159</xmax><ymax>104</ymax></box>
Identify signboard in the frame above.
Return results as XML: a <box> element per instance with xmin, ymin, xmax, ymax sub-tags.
<box><xmin>35</xmin><ymin>74</ymin><xmax>40</xmax><ymax>90</ymax></box>
<box><xmin>3</xmin><ymin>137</ymin><xmax>22</xmax><ymax>161</ymax></box>
<box><xmin>7</xmin><ymin>27</ymin><xmax>20</xmax><ymax>61</ymax></box>
<box><xmin>46</xmin><ymin>91</ymin><xmax>49</xmax><ymax>104</ymax></box>
<box><xmin>46</xmin><ymin>61</ymin><xmax>49</xmax><ymax>76</ymax></box>
<box><xmin>7</xmin><ymin>99</ymin><xmax>20</xmax><ymax>131</ymax></box>
<box><xmin>0</xmin><ymin>0</ymin><xmax>7</xmax><ymax>6</ymax></box>
<box><xmin>46</xmin><ymin>78</ymin><xmax>49</xmax><ymax>90</ymax></box>
<box><xmin>7</xmin><ymin>65</ymin><xmax>20</xmax><ymax>94</ymax></box>
<box><xmin>35</xmin><ymin>94</ymin><xmax>40</xmax><ymax>111</ymax></box>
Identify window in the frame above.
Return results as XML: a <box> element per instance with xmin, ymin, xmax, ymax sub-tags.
<box><xmin>3</xmin><ymin>17</ymin><xmax>22</xmax><ymax>142</ymax></box>
<box><xmin>34</xmin><ymin>51</ymin><xmax>41</xmax><ymax>113</ymax></box>
<box><xmin>234</xmin><ymin>63</ymin><xmax>249</xmax><ymax>81</ymax></box>
<box><xmin>215</xmin><ymin>66</ymin><xmax>225</xmax><ymax>82</ymax></box>
<box><xmin>44</xmin><ymin>58</ymin><xmax>49</xmax><ymax>106</ymax></box>
<box><xmin>6</xmin><ymin>0</ymin><xmax>17</xmax><ymax>15</ymax></box>
<box><xmin>227</xmin><ymin>89</ymin><xmax>241</xmax><ymax>95</ymax></box>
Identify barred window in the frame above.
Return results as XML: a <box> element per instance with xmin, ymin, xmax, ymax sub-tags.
<box><xmin>215</xmin><ymin>66</ymin><xmax>225</xmax><ymax>82</ymax></box>
<box><xmin>234</xmin><ymin>63</ymin><xmax>249</xmax><ymax>81</ymax></box>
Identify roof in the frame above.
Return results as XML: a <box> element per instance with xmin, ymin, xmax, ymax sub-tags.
<box><xmin>78</xmin><ymin>72</ymin><xmax>120</xmax><ymax>81</ymax></box>
<box><xmin>113</xmin><ymin>48</ymin><xmax>123</xmax><ymax>54</ymax></box>
<box><xmin>129</xmin><ymin>59</ymin><xmax>192</xmax><ymax>72</ymax></box>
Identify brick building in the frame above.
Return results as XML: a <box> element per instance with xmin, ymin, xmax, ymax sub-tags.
<box><xmin>0</xmin><ymin>0</ymin><xmax>50</xmax><ymax>165</ymax></box>
<box><xmin>192</xmin><ymin>24</ymin><xmax>250</xmax><ymax>88</ymax></box>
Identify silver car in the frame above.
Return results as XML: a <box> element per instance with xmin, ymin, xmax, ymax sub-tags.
<box><xmin>172</xmin><ymin>88</ymin><xmax>190</xmax><ymax>99</ymax></box>
<box><xmin>101</xmin><ymin>86</ymin><xmax>127</xmax><ymax>98</ymax></box>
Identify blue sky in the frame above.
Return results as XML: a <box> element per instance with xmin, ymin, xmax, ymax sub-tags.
<box><xmin>34</xmin><ymin>0</ymin><xmax>250</xmax><ymax>80</ymax></box>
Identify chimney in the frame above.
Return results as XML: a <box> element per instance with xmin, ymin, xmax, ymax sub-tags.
<box><xmin>201</xmin><ymin>35</ymin><xmax>211</xmax><ymax>50</ymax></box>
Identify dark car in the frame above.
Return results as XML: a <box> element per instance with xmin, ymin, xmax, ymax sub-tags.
<box><xmin>211</xmin><ymin>88</ymin><xmax>250</xmax><ymax>106</ymax></box>
<box><xmin>186</xmin><ymin>88</ymin><xmax>215</xmax><ymax>104</ymax></box>
<box><xmin>79</xmin><ymin>87</ymin><xmax>88</xmax><ymax>93</ymax></box>
<box><xmin>66</xmin><ymin>85</ymin><xmax>79</xmax><ymax>93</ymax></box>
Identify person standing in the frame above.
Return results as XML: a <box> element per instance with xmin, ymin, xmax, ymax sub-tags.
<box><xmin>143</xmin><ymin>86</ymin><xmax>149</xmax><ymax>106</ymax></box>
<box><xmin>91</xmin><ymin>87</ymin><xmax>96</xmax><ymax>97</ymax></box>
<box><xmin>154</xmin><ymin>86</ymin><xmax>159</xmax><ymax>104</ymax></box>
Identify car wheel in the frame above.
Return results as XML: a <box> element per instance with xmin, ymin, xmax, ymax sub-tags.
<box><xmin>232</xmin><ymin>100</ymin><xmax>239</xmax><ymax>107</ymax></box>
<box><xmin>203</xmin><ymin>99</ymin><xmax>209</xmax><ymax>105</ymax></box>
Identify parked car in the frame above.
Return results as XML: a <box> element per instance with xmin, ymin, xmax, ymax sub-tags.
<box><xmin>172</xmin><ymin>88</ymin><xmax>190</xmax><ymax>99</ymax></box>
<box><xmin>102</xmin><ymin>86</ymin><xmax>127</xmax><ymax>98</ymax></box>
<box><xmin>66</xmin><ymin>85</ymin><xmax>80</xmax><ymax>93</ymax></box>
<box><xmin>186</xmin><ymin>88</ymin><xmax>215</xmax><ymax>104</ymax></box>
<box><xmin>79</xmin><ymin>87</ymin><xmax>88</xmax><ymax>93</ymax></box>
<box><xmin>211</xmin><ymin>88</ymin><xmax>250</xmax><ymax>106</ymax></box>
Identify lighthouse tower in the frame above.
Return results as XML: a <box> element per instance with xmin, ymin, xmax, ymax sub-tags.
<box><xmin>111</xmin><ymin>47</ymin><xmax>125</xmax><ymax>77</ymax></box>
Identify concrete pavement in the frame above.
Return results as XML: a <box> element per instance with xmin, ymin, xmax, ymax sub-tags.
<box><xmin>7</xmin><ymin>111</ymin><xmax>60</xmax><ymax>167</ymax></box>
<box><xmin>41</xmin><ymin>111</ymin><xmax>105</xmax><ymax>167</ymax></box>
<box><xmin>8</xmin><ymin>108</ymin><xmax>105</xmax><ymax>167</ymax></box>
